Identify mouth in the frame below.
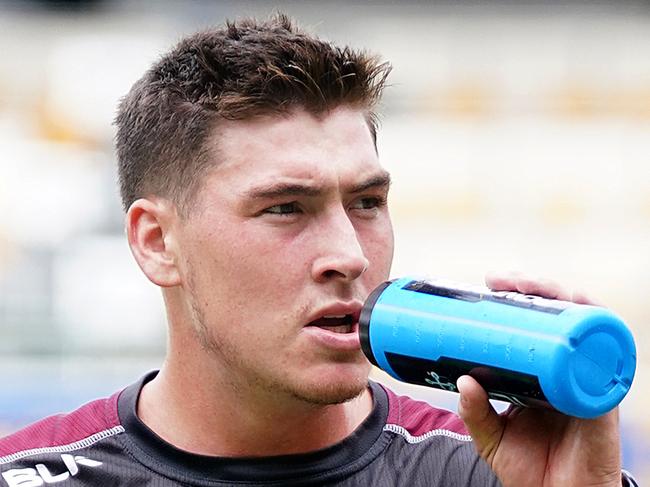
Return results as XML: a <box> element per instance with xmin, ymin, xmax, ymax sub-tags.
<box><xmin>306</xmin><ymin>314</ymin><xmax>356</xmax><ymax>334</ymax></box>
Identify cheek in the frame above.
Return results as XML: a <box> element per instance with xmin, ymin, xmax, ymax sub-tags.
<box><xmin>360</xmin><ymin>218</ymin><xmax>394</xmax><ymax>270</ymax></box>
<box><xmin>196</xmin><ymin>218</ymin><xmax>301</xmax><ymax>269</ymax></box>
<box><xmin>186</xmin><ymin>224</ymin><xmax>309</xmax><ymax>309</ymax></box>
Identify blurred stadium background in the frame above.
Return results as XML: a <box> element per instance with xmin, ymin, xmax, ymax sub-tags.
<box><xmin>0</xmin><ymin>0</ymin><xmax>648</xmax><ymax>480</ymax></box>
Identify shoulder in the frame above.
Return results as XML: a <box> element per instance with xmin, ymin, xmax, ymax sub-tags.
<box><xmin>374</xmin><ymin>384</ymin><xmax>501</xmax><ymax>486</ymax></box>
<box><xmin>0</xmin><ymin>391</ymin><xmax>123</xmax><ymax>462</ymax></box>
<box><xmin>378</xmin><ymin>383</ymin><xmax>471</xmax><ymax>442</ymax></box>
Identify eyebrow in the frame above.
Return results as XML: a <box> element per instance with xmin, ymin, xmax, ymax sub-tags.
<box><xmin>244</xmin><ymin>171</ymin><xmax>391</xmax><ymax>200</ymax></box>
<box><xmin>348</xmin><ymin>172</ymin><xmax>391</xmax><ymax>194</ymax></box>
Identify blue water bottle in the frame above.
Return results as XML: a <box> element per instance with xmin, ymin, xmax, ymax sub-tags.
<box><xmin>359</xmin><ymin>277</ymin><xmax>636</xmax><ymax>418</ymax></box>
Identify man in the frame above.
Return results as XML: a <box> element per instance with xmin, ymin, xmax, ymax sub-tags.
<box><xmin>0</xmin><ymin>14</ymin><xmax>637</xmax><ymax>487</ymax></box>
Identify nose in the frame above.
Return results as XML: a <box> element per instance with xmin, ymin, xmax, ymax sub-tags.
<box><xmin>311</xmin><ymin>209</ymin><xmax>370</xmax><ymax>284</ymax></box>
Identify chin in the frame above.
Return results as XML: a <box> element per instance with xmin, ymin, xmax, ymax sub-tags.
<box><xmin>287</xmin><ymin>362</ymin><xmax>372</xmax><ymax>405</ymax></box>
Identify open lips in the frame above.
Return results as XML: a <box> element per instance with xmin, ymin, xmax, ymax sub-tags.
<box><xmin>307</xmin><ymin>314</ymin><xmax>356</xmax><ymax>334</ymax></box>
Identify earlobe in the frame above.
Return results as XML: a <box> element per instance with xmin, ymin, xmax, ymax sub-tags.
<box><xmin>126</xmin><ymin>198</ymin><xmax>181</xmax><ymax>287</ymax></box>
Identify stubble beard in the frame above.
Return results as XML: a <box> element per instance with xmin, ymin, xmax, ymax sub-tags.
<box><xmin>186</xmin><ymin>283</ymin><xmax>369</xmax><ymax>407</ymax></box>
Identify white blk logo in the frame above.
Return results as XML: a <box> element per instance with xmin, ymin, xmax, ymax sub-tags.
<box><xmin>2</xmin><ymin>454</ymin><xmax>102</xmax><ymax>486</ymax></box>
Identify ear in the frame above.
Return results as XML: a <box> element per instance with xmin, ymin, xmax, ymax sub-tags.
<box><xmin>126</xmin><ymin>198</ymin><xmax>181</xmax><ymax>287</ymax></box>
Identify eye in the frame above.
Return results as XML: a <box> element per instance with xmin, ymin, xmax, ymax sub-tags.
<box><xmin>263</xmin><ymin>202</ymin><xmax>300</xmax><ymax>215</ymax></box>
<box><xmin>349</xmin><ymin>196</ymin><xmax>386</xmax><ymax>211</ymax></box>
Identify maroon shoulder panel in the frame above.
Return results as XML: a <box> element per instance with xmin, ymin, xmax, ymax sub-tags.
<box><xmin>381</xmin><ymin>385</ymin><xmax>468</xmax><ymax>437</ymax></box>
<box><xmin>0</xmin><ymin>391</ymin><xmax>122</xmax><ymax>457</ymax></box>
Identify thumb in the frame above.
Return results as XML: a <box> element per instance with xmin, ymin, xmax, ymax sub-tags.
<box><xmin>456</xmin><ymin>375</ymin><xmax>504</xmax><ymax>465</ymax></box>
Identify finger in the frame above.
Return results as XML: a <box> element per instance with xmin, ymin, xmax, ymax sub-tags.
<box><xmin>571</xmin><ymin>289</ymin><xmax>600</xmax><ymax>306</ymax></box>
<box><xmin>485</xmin><ymin>272</ymin><xmax>571</xmax><ymax>301</ymax></box>
<box><xmin>513</xmin><ymin>277</ymin><xmax>570</xmax><ymax>301</ymax></box>
<box><xmin>485</xmin><ymin>270</ymin><xmax>524</xmax><ymax>292</ymax></box>
<box><xmin>456</xmin><ymin>375</ymin><xmax>504</xmax><ymax>465</ymax></box>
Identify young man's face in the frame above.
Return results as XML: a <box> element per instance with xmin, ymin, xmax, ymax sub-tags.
<box><xmin>173</xmin><ymin>107</ymin><xmax>394</xmax><ymax>405</ymax></box>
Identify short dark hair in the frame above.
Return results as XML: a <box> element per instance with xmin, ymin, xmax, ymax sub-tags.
<box><xmin>115</xmin><ymin>13</ymin><xmax>391</xmax><ymax>214</ymax></box>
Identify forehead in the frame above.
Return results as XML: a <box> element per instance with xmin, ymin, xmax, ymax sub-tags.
<box><xmin>205</xmin><ymin>107</ymin><xmax>381</xmax><ymax>188</ymax></box>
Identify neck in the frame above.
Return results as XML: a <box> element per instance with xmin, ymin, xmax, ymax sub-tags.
<box><xmin>137</xmin><ymin>344</ymin><xmax>373</xmax><ymax>457</ymax></box>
